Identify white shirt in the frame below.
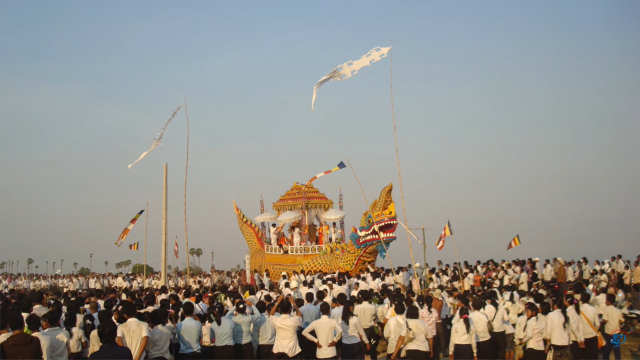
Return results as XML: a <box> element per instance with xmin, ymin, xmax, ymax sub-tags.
<box><xmin>302</xmin><ymin>315</ymin><xmax>342</xmax><ymax>359</ymax></box>
<box><xmin>88</xmin><ymin>330</ymin><xmax>101</xmax><ymax>357</ymax></box>
<box><xmin>43</xmin><ymin>327</ymin><xmax>70</xmax><ymax>360</ymax></box>
<box><xmin>32</xmin><ymin>332</ymin><xmax>52</xmax><ymax>360</ymax></box>
<box><xmin>405</xmin><ymin>318</ymin><xmax>433</xmax><ymax>352</ymax></box>
<box><xmin>117</xmin><ymin>318</ymin><xmax>150</xmax><ymax>359</ymax></box>
<box><xmin>566</xmin><ymin>305</ymin><xmax>584</xmax><ymax>342</ymax></box>
<box><xmin>341</xmin><ymin>316</ymin><xmax>368</xmax><ymax>345</ymax></box>
<box><xmin>354</xmin><ymin>302</ymin><xmax>378</xmax><ymax>328</ymax></box>
<box><xmin>270</xmin><ymin>314</ymin><xmax>302</xmax><ymax>357</ymax></box>
<box><xmin>545</xmin><ymin>310</ymin><xmax>570</xmax><ymax>345</ymax></box>
<box><xmin>68</xmin><ymin>327</ymin><xmax>86</xmax><ymax>353</ymax></box>
<box><xmin>579</xmin><ymin>303</ymin><xmax>599</xmax><ymax>339</ymax></box>
<box><xmin>449</xmin><ymin>320</ymin><xmax>477</xmax><ymax>356</ymax></box>
<box><xmin>469</xmin><ymin>311</ymin><xmax>491</xmax><ymax>342</ymax></box>
<box><xmin>383</xmin><ymin>314</ymin><xmax>406</xmax><ymax>354</ymax></box>
<box><xmin>32</xmin><ymin>305</ymin><xmax>49</xmax><ymax>318</ymax></box>
<box><xmin>602</xmin><ymin>305</ymin><xmax>623</xmax><ymax>334</ymax></box>
<box><xmin>522</xmin><ymin>317</ymin><xmax>545</xmax><ymax>350</ymax></box>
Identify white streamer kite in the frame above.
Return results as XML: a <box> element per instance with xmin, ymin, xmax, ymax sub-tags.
<box><xmin>311</xmin><ymin>46</ymin><xmax>391</xmax><ymax>111</ymax></box>
<box><xmin>128</xmin><ymin>103</ymin><xmax>184</xmax><ymax>169</ymax></box>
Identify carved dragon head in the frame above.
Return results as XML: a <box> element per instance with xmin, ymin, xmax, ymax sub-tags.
<box><xmin>349</xmin><ymin>183</ymin><xmax>397</xmax><ymax>258</ymax></box>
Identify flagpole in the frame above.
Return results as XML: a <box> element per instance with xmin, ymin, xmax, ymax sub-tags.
<box><xmin>184</xmin><ymin>96</ymin><xmax>190</xmax><ymax>278</ymax></box>
<box><xmin>144</xmin><ymin>201</ymin><xmax>148</xmax><ymax>280</ymax></box>
<box><xmin>451</xmin><ymin>235</ymin><xmax>463</xmax><ymax>286</ymax></box>
<box><xmin>389</xmin><ymin>42</ymin><xmax>418</xmax><ymax>280</ymax></box>
<box><xmin>344</xmin><ymin>158</ymin><xmax>396</xmax><ymax>276</ymax></box>
<box><xmin>161</xmin><ymin>163</ymin><xmax>168</xmax><ymax>286</ymax></box>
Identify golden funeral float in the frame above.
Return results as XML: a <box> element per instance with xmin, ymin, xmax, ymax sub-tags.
<box><xmin>234</xmin><ymin>164</ymin><xmax>398</xmax><ymax>278</ymax></box>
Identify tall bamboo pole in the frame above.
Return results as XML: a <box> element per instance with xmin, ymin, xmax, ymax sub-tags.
<box><xmin>344</xmin><ymin>158</ymin><xmax>396</xmax><ymax>276</ymax></box>
<box><xmin>389</xmin><ymin>44</ymin><xmax>418</xmax><ymax>279</ymax></box>
<box><xmin>144</xmin><ymin>201</ymin><xmax>148</xmax><ymax>280</ymax></box>
<box><xmin>161</xmin><ymin>164</ymin><xmax>168</xmax><ymax>286</ymax></box>
<box><xmin>184</xmin><ymin>97</ymin><xmax>190</xmax><ymax>278</ymax></box>
<box><xmin>422</xmin><ymin>226</ymin><xmax>426</xmax><ymax>269</ymax></box>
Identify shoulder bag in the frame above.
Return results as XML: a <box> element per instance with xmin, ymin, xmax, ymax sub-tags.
<box><xmin>580</xmin><ymin>311</ymin><xmax>605</xmax><ymax>348</ymax></box>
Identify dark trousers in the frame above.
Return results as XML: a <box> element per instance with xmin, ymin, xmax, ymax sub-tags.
<box><xmin>434</xmin><ymin>321</ymin><xmax>446</xmax><ymax>357</ymax></box>
<box><xmin>581</xmin><ymin>336</ymin><xmax>598</xmax><ymax>360</ymax></box>
<box><xmin>523</xmin><ymin>348</ymin><xmax>546</xmax><ymax>360</ymax></box>
<box><xmin>298</xmin><ymin>328</ymin><xmax>315</xmax><ymax>360</ymax></box>
<box><xmin>201</xmin><ymin>345</ymin><xmax>215</xmax><ymax>360</ymax></box>
<box><xmin>453</xmin><ymin>344</ymin><xmax>473</xmax><ymax>360</ymax></box>
<box><xmin>363</xmin><ymin>327</ymin><xmax>379</xmax><ymax>360</ymax></box>
<box><xmin>570</xmin><ymin>341</ymin><xmax>582</xmax><ymax>360</ymax></box>
<box><xmin>257</xmin><ymin>344</ymin><xmax>274</xmax><ymax>359</ymax></box>
<box><xmin>443</xmin><ymin>316</ymin><xmax>453</xmax><ymax>353</ymax></box>
<box><xmin>602</xmin><ymin>333</ymin><xmax>621</xmax><ymax>360</ymax></box>
<box><xmin>404</xmin><ymin>349</ymin><xmax>429</xmax><ymax>360</ymax></box>
<box><xmin>214</xmin><ymin>345</ymin><xmax>235</xmax><ymax>360</ymax></box>
<box><xmin>476</xmin><ymin>339</ymin><xmax>491</xmax><ymax>360</ymax></box>
<box><xmin>178</xmin><ymin>352</ymin><xmax>200</xmax><ymax>360</ymax></box>
<box><xmin>342</xmin><ymin>342</ymin><xmax>363</xmax><ymax>360</ymax></box>
<box><xmin>491</xmin><ymin>331</ymin><xmax>506</xmax><ymax>359</ymax></box>
<box><xmin>235</xmin><ymin>342</ymin><xmax>254</xmax><ymax>359</ymax></box>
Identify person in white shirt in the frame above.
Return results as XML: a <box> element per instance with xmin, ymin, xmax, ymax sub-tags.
<box><xmin>404</xmin><ymin>305</ymin><xmax>434</xmax><ymax>360</ymax></box>
<box><xmin>384</xmin><ymin>301</ymin><xmax>406</xmax><ymax>360</ymax></box>
<box><xmin>302</xmin><ymin>302</ymin><xmax>342</xmax><ymax>359</ymax></box>
<box><xmin>292</xmin><ymin>227</ymin><xmax>301</xmax><ymax>247</ymax></box>
<box><xmin>116</xmin><ymin>302</ymin><xmax>149</xmax><ymax>360</ymax></box>
<box><xmin>26</xmin><ymin>314</ymin><xmax>52</xmax><ymax>360</ymax></box>
<box><xmin>520</xmin><ymin>303</ymin><xmax>546</xmax><ymax>360</ymax></box>
<box><xmin>577</xmin><ymin>293</ymin><xmax>599</xmax><ymax>360</ymax></box>
<box><xmin>449</xmin><ymin>307</ymin><xmax>477</xmax><ymax>360</ymax></box>
<box><xmin>269</xmin><ymin>295</ymin><xmax>303</xmax><ymax>358</ymax></box>
<box><xmin>545</xmin><ymin>297</ymin><xmax>571</xmax><ymax>360</ymax></box>
<box><xmin>564</xmin><ymin>294</ymin><xmax>585</xmax><ymax>360</ymax></box>
<box><xmin>354</xmin><ymin>291</ymin><xmax>379</xmax><ymax>360</ymax></box>
<box><xmin>470</xmin><ymin>298</ymin><xmax>492</xmax><ymax>359</ymax></box>
<box><xmin>41</xmin><ymin>310</ymin><xmax>70</xmax><ymax>360</ymax></box>
<box><xmin>602</xmin><ymin>294</ymin><xmax>623</xmax><ymax>360</ymax></box>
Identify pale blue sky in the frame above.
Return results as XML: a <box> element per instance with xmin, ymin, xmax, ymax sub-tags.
<box><xmin>1</xmin><ymin>1</ymin><xmax>638</xmax><ymax>273</ymax></box>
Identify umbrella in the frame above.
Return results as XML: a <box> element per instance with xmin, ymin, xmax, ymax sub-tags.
<box><xmin>320</xmin><ymin>209</ymin><xmax>346</xmax><ymax>222</ymax></box>
<box><xmin>255</xmin><ymin>212</ymin><xmax>277</xmax><ymax>222</ymax></box>
<box><xmin>277</xmin><ymin>211</ymin><xmax>302</xmax><ymax>224</ymax></box>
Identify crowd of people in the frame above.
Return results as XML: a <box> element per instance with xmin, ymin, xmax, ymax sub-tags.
<box><xmin>1</xmin><ymin>254</ymin><xmax>639</xmax><ymax>360</ymax></box>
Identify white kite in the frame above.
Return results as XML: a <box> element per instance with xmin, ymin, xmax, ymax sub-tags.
<box><xmin>128</xmin><ymin>103</ymin><xmax>184</xmax><ymax>169</ymax></box>
<box><xmin>311</xmin><ymin>46</ymin><xmax>391</xmax><ymax>111</ymax></box>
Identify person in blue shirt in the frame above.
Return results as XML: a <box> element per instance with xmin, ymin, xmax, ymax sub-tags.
<box><xmin>226</xmin><ymin>299</ymin><xmax>261</xmax><ymax>359</ymax></box>
<box><xmin>210</xmin><ymin>303</ymin><xmax>235</xmax><ymax>360</ymax></box>
<box><xmin>176</xmin><ymin>302</ymin><xmax>202</xmax><ymax>360</ymax></box>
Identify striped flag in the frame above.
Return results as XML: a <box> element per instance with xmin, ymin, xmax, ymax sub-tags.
<box><xmin>435</xmin><ymin>221</ymin><xmax>452</xmax><ymax>251</ymax></box>
<box><xmin>116</xmin><ymin>210</ymin><xmax>144</xmax><ymax>247</ymax></box>
<box><xmin>128</xmin><ymin>242</ymin><xmax>139</xmax><ymax>250</ymax></box>
<box><xmin>174</xmin><ymin>237</ymin><xmax>179</xmax><ymax>259</ymax></box>
<box><xmin>305</xmin><ymin>161</ymin><xmax>346</xmax><ymax>186</ymax></box>
<box><xmin>506</xmin><ymin>235</ymin><xmax>521</xmax><ymax>250</ymax></box>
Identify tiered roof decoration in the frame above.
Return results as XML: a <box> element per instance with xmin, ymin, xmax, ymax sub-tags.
<box><xmin>273</xmin><ymin>183</ymin><xmax>334</xmax><ymax>214</ymax></box>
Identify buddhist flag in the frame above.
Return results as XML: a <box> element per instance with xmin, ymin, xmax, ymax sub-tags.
<box><xmin>174</xmin><ymin>237</ymin><xmax>179</xmax><ymax>259</ymax></box>
<box><xmin>128</xmin><ymin>242</ymin><xmax>139</xmax><ymax>250</ymax></box>
<box><xmin>305</xmin><ymin>161</ymin><xmax>346</xmax><ymax>186</ymax></box>
<box><xmin>506</xmin><ymin>235</ymin><xmax>521</xmax><ymax>250</ymax></box>
<box><xmin>116</xmin><ymin>210</ymin><xmax>144</xmax><ymax>247</ymax></box>
<box><xmin>436</xmin><ymin>221</ymin><xmax>452</xmax><ymax>251</ymax></box>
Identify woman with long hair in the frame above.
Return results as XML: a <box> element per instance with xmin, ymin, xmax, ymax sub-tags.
<box><xmin>81</xmin><ymin>314</ymin><xmax>95</xmax><ymax>358</ymax></box>
<box><xmin>341</xmin><ymin>300</ymin><xmax>369</xmax><ymax>360</ymax></box>
<box><xmin>449</xmin><ymin>307</ymin><xmax>477</xmax><ymax>360</ymax></box>
<box><xmin>211</xmin><ymin>303</ymin><xmax>236</xmax><ymax>360</ymax></box>
<box><xmin>545</xmin><ymin>297</ymin><xmax>571</xmax><ymax>360</ymax></box>
<box><xmin>521</xmin><ymin>303</ymin><xmax>545</xmax><ymax>360</ymax></box>
<box><xmin>564</xmin><ymin>294</ymin><xmax>585</xmax><ymax>360</ymax></box>
<box><xmin>417</xmin><ymin>295</ymin><xmax>438</xmax><ymax>343</ymax></box>
<box><xmin>405</xmin><ymin>305</ymin><xmax>434</xmax><ymax>360</ymax></box>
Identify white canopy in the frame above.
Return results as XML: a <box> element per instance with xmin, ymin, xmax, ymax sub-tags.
<box><xmin>255</xmin><ymin>212</ymin><xmax>278</xmax><ymax>222</ymax></box>
<box><xmin>320</xmin><ymin>209</ymin><xmax>346</xmax><ymax>222</ymax></box>
<box><xmin>277</xmin><ymin>211</ymin><xmax>302</xmax><ymax>224</ymax></box>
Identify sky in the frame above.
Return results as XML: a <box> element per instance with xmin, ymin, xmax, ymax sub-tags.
<box><xmin>0</xmin><ymin>1</ymin><xmax>639</xmax><ymax>274</ymax></box>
